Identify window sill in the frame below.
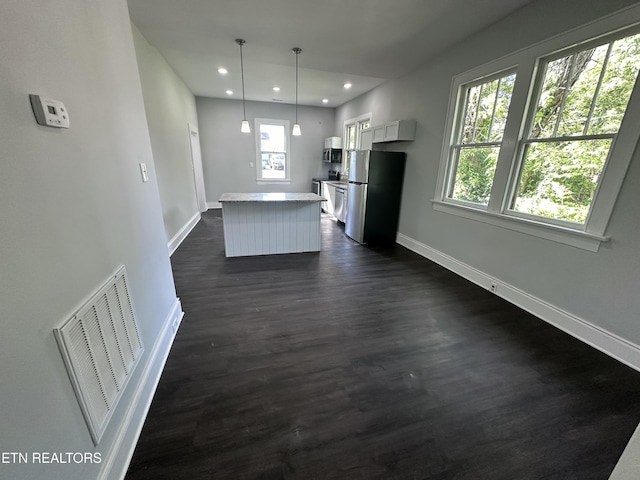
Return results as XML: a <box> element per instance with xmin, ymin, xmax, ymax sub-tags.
<box><xmin>431</xmin><ymin>200</ymin><xmax>609</xmax><ymax>252</ymax></box>
<box><xmin>257</xmin><ymin>180</ymin><xmax>291</xmax><ymax>185</ymax></box>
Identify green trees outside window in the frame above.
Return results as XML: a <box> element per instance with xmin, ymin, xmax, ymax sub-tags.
<box><xmin>446</xmin><ymin>31</ymin><xmax>640</xmax><ymax>225</ymax></box>
<box><xmin>512</xmin><ymin>33</ymin><xmax>640</xmax><ymax>223</ymax></box>
<box><xmin>449</xmin><ymin>73</ymin><xmax>516</xmax><ymax>205</ymax></box>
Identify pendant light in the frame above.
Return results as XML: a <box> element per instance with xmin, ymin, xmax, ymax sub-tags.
<box><xmin>236</xmin><ymin>39</ymin><xmax>250</xmax><ymax>133</ymax></box>
<box><xmin>292</xmin><ymin>47</ymin><xmax>302</xmax><ymax>136</ymax></box>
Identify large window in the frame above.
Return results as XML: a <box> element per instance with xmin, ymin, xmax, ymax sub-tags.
<box><xmin>448</xmin><ymin>71</ymin><xmax>516</xmax><ymax>206</ymax></box>
<box><xmin>436</xmin><ymin>15</ymin><xmax>640</xmax><ymax>251</ymax></box>
<box><xmin>255</xmin><ymin>118</ymin><xmax>290</xmax><ymax>181</ymax></box>
<box><xmin>511</xmin><ymin>33</ymin><xmax>640</xmax><ymax>225</ymax></box>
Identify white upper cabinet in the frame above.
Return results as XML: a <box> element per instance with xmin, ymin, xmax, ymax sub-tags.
<box><xmin>360</xmin><ymin>128</ymin><xmax>373</xmax><ymax>150</ymax></box>
<box><xmin>324</xmin><ymin>136</ymin><xmax>342</xmax><ymax>149</ymax></box>
<box><xmin>368</xmin><ymin>120</ymin><xmax>416</xmax><ymax>143</ymax></box>
<box><xmin>372</xmin><ymin>126</ymin><xmax>386</xmax><ymax>143</ymax></box>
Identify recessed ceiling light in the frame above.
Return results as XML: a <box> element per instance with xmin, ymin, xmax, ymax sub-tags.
<box><xmin>344</xmin><ymin>83</ymin><xmax>352</xmax><ymax>89</ymax></box>
<box><xmin>218</xmin><ymin>67</ymin><xmax>228</xmax><ymax>75</ymax></box>
<box><xmin>226</xmin><ymin>90</ymin><xmax>233</xmax><ymax>95</ymax></box>
<box><xmin>273</xmin><ymin>86</ymin><xmax>280</xmax><ymax>92</ymax></box>
<box><xmin>322</xmin><ymin>98</ymin><xmax>329</xmax><ymax>103</ymax></box>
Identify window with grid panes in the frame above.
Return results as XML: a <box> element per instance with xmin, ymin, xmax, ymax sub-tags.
<box><xmin>435</xmin><ymin>16</ymin><xmax>640</xmax><ymax>251</ymax></box>
<box><xmin>510</xmin><ymin>33</ymin><xmax>640</xmax><ymax>225</ymax></box>
<box><xmin>255</xmin><ymin>119</ymin><xmax>290</xmax><ymax>181</ymax></box>
<box><xmin>344</xmin><ymin>114</ymin><xmax>371</xmax><ymax>168</ymax></box>
<box><xmin>446</xmin><ymin>71</ymin><xmax>516</xmax><ymax>206</ymax></box>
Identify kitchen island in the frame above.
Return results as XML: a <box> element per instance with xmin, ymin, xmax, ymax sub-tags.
<box><xmin>219</xmin><ymin>192</ymin><xmax>324</xmax><ymax>257</ymax></box>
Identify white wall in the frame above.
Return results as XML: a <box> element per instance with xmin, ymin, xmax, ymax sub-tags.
<box><xmin>196</xmin><ymin>97</ymin><xmax>335</xmax><ymax>203</ymax></box>
<box><xmin>0</xmin><ymin>0</ymin><xmax>180</xmax><ymax>478</ymax></box>
<box><xmin>336</xmin><ymin>0</ymin><xmax>640</xmax><ymax>350</ymax></box>
<box><xmin>131</xmin><ymin>24</ymin><xmax>200</xmax><ymax>244</ymax></box>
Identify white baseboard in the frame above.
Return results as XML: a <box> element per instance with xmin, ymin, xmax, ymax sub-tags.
<box><xmin>396</xmin><ymin>233</ymin><xmax>640</xmax><ymax>373</ymax></box>
<box><xmin>168</xmin><ymin>212</ymin><xmax>201</xmax><ymax>256</ymax></box>
<box><xmin>207</xmin><ymin>201</ymin><xmax>222</xmax><ymax>209</ymax></box>
<box><xmin>97</xmin><ymin>298</ymin><xmax>184</xmax><ymax>480</ymax></box>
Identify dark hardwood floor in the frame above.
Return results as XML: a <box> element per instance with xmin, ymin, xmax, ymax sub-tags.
<box><xmin>126</xmin><ymin>210</ymin><xmax>640</xmax><ymax>479</ymax></box>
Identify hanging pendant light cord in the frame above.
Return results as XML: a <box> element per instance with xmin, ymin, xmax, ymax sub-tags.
<box><xmin>238</xmin><ymin>39</ymin><xmax>247</xmax><ymax>120</ymax></box>
<box><xmin>295</xmin><ymin>49</ymin><xmax>299</xmax><ymax>124</ymax></box>
<box><xmin>292</xmin><ymin>47</ymin><xmax>302</xmax><ymax>135</ymax></box>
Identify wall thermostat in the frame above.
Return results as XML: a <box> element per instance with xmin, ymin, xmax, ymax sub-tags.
<box><xmin>29</xmin><ymin>94</ymin><xmax>70</xmax><ymax>129</ymax></box>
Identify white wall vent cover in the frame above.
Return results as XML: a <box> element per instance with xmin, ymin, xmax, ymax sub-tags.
<box><xmin>54</xmin><ymin>266</ymin><xmax>144</xmax><ymax>445</ymax></box>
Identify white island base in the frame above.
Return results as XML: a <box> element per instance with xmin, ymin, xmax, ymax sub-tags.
<box><xmin>219</xmin><ymin>193</ymin><xmax>324</xmax><ymax>257</ymax></box>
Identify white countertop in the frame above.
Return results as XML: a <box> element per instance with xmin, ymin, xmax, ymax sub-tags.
<box><xmin>219</xmin><ymin>192</ymin><xmax>324</xmax><ymax>202</ymax></box>
<box><xmin>323</xmin><ymin>181</ymin><xmax>348</xmax><ymax>189</ymax></box>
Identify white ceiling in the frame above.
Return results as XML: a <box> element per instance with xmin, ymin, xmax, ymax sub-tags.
<box><xmin>127</xmin><ymin>0</ymin><xmax>537</xmax><ymax>108</ymax></box>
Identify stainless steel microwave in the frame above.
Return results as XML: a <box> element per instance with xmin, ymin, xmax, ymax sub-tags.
<box><xmin>323</xmin><ymin>148</ymin><xmax>342</xmax><ymax>163</ymax></box>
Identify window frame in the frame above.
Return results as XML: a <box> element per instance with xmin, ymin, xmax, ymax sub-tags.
<box><xmin>434</xmin><ymin>8</ymin><xmax>640</xmax><ymax>252</ymax></box>
<box><xmin>255</xmin><ymin>118</ymin><xmax>291</xmax><ymax>183</ymax></box>
<box><xmin>344</xmin><ymin>112</ymin><xmax>372</xmax><ymax>165</ymax></box>
<box><xmin>444</xmin><ymin>67</ymin><xmax>518</xmax><ymax>210</ymax></box>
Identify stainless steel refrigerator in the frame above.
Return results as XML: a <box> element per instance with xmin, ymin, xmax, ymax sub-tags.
<box><xmin>345</xmin><ymin>150</ymin><xmax>406</xmax><ymax>244</ymax></box>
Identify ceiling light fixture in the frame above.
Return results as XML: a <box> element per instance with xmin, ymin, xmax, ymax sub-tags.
<box><xmin>344</xmin><ymin>83</ymin><xmax>352</xmax><ymax>89</ymax></box>
<box><xmin>322</xmin><ymin>98</ymin><xmax>329</xmax><ymax>104</ymax></box>
<box><xmin>273</xmin><ymin>86</ymin><xmax>280</xmax><ymax>92</ymax></box>
<box><xmin>226</xmin><ymin>90</ymin><xmax>233</xmax><ymax>95</ymax></box>
<box><xmin>292</xmin><ymin>47</ymin><xmax>302</xmax><ymax>136</ymax></box>
<box><xmin>236</xmin><ymin>38</ymin><xmax>250</xmax><ymax>133</ymax></box>
<box><xmin>218</xmin><ymin>67</ymin><xmax>228</xmax><ymax>75</ymax></box>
